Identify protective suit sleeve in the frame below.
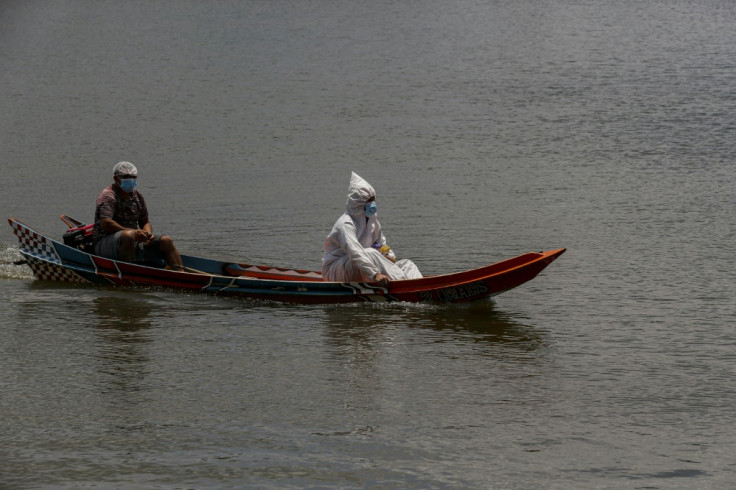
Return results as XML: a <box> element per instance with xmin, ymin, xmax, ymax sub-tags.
<box><xmin>375</xmin><ymin>231</ymin><xmax>397</xmax><ymax>260</ymax></box>
<box><xmin>339</xmin><ymin>221</ymin><xmax>381</xmax><ymax>281</ymax></box>
<box><xmin>376</xmin><ymin>231</ymin><xmax>387</xmax><ymax>248</ymax></box>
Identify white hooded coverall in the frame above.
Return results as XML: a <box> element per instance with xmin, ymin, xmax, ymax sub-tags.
<box><xmin>322</xmin><ymin>172</ymin><xmax>422</xmax><ymax>282</ymax></box>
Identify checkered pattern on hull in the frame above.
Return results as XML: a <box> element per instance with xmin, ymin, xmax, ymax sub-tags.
<box><xmin>10</xmin><ymin>219</ymin><xmax>90</xmax><ymax>283</ymax></box>
<box><xmin>24</xmin><ymin>255</ymin><xmax>90</xmax><ymax>283</ymax></box>
<box><xmin>11</xmin><ymin>220</ymin><xmax>61</xmax><ymax>262</ymax></box>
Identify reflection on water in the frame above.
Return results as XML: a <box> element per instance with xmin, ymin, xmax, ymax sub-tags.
<box><xmin>18</xmin><ymin>284</ymin><xmax>159</xmax><ymax>400</ymax></box>
<box><xmin>324</xmin><ymin>300</ymin><xmax>546</xmax><ymax>348</ymax></box>
<box><xmin>317</xmin><ymin>300</ymin><xmax>553</xmax><ymax>439</ymax></box>
<box><xmin>93</xmin><ymin>295</ymin><xmax>154</xmax><ymax>332</ymax></box>
<box><xmin>410</xmin><ymin>301</ymin><xmax>545</xmax><ymax>346</ymax></box>
<box><xmin>320</xmin><ymin>301</ymin><xmax>549</xmax><ymax>414</ymax></box>
<box><xmin>89</xmin><ymin>295</ymin><xmax>154</xmax><ymax>397</ymax></box>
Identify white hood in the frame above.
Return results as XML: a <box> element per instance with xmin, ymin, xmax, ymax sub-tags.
<box><xmin>346</xmin><ymin>172</ymin><xmax>376</xmax><ymax>218</ymax></box>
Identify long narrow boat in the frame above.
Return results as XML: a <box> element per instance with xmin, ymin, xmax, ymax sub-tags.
<box><xmin>8</xmin><ymin>216</ymin><xmax>565</xmax><ymax>304</ymax></box>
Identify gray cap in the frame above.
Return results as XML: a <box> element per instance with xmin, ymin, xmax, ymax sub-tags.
<box><xmin>113</xmin><ymin>161</ymin><xmax>138</xmax><ymax>177</ymax></box>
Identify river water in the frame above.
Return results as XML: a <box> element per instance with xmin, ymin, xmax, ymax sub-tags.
<box><xmin>2</xmin><ymin>1</ymin><xmax>735</xmax><ymax>488</ymax></box>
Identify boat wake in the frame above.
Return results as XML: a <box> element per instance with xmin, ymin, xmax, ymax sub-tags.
<box><xmin>0</xmin><ymin>243</ymin><xmax>34</xmax><ymax>280</ymax></box>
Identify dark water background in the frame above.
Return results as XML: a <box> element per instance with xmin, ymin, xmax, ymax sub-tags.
<box><xmin>2</xmin><ymin>1</ymin><xmax>735</xmax><ymax>488</ymax></box>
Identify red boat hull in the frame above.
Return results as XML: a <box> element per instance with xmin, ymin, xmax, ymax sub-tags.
<box><xmin>9</xmin><ymin>217</ymin><xmax>565</xmax><ymax>304</ymax></box>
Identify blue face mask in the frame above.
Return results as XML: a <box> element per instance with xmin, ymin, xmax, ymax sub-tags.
<box><xmin>119</xmin><ymin>178</ymin><xmax>137</xmax><ymax>193</ymax></box>
<box><xmin>365</xmin><ymin>201</ymin><xmax>377</xmax><ymax>218</ymax></box>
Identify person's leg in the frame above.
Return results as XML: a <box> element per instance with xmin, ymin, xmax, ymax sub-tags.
<box><xmin>322</xmin><ymin>256</ymin><xmax>360</xmax><ymax>282</ymax></box>
<box><xmin>158</xmin><ymin>235</ymin><xmax>183</xmax><ymax>269</ymax></box>
<box><xmin>94</xmin><ymin>232</ymin><xmax>123</xmax><ymax>259</ymax></box>
<box><xmin>365</xmin><ymin>248</ymin><xmax>411</xmax><ymax>281</ymax></box>
<box><xmin>323</xmin><ymin>249</ymin><xmax>412</xmax><ymax>283</ymax></box>
<box><xmin>118</xmin><ymin>229</ymin><xmax>137</xmax><ymax>262</ymax></box>
<box><xmin>133</xmin><ymin>235</ymin><xmax>182</xmax><ymax>269</ymax></box>
<box><xmin>396</xmin><ymin>259</ymin><xmax>422</xmax><ymax>279</ymax></box>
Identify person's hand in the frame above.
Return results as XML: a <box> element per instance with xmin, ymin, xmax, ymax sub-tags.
<box><xmin>374</xmin><ymin>273</ymin><xmax>390</xmax><ymax>288</ymax></box>
<box><xmin>135</xmin><ymin>229</ymin><xmax>154</xmax><ymax>244</ymax></box>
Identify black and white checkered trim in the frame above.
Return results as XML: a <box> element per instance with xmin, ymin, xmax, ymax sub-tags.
<box><xmin>11</xmin><ymin>220</ymin><xmax>61</xmax><ymax>263</ymax></box>
<box><xmin>24</xmin><ymin>255</ymin><xmax>88</xmax><ymax>283</ymax></box>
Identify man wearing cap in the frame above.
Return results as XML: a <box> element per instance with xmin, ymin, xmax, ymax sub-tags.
<box><xmin>92</xmin><ymin>161</ymin><xmax>184</xmax><ymax>270</ymax></box>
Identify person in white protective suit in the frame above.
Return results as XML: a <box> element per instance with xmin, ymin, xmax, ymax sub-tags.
<box><xmin>322</xmin><ymin>172</ymin><xmax>422</xmax><ymax>287</ymax></box>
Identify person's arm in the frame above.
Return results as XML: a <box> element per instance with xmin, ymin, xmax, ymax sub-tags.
<box><xmin>376</xmin><ymin>231</ymin><xmax>397</xmax><ymax>263</ymax></box>
<box><xmin>99</xmin><ymin>217</ymin><xmax>125</xmax><ymax>234</ymax></box>
<box><xmin>137</xmin><ymin>194</ymin><xmax>154</xmax><ymax>243</ymax></box>
<box><xmin>373</xmin><ymin>231</ymin><xmax>392</xmax><ymax>285</ymax></box>
<box><xmin>374</xmin><ymin>273</ymin><xmax>390</xmax><ymax>287</ymax></box>
<box><xmin>140</xmin><ymin>222</ymin><xmax>154</xmax><ymax>244</ymax></box>
<box><xmin>100</xmin><ymin>217</ymin><xmax>151</xmax><ymax>242</ymax></box>
<box><xmin>339</xmin><ymin>222</ymin><xmax>388</xmax><ymax>285</ymax></box>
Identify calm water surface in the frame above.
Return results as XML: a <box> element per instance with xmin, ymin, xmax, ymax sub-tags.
<box><xmin>2</xmin><ymin>0</ymin><xmax>735</xmax><ymax>488</ymax></box>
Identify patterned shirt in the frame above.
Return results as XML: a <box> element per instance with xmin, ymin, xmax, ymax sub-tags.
<box><xmin>93</xmin><ymin>184</ymin><xmax>150</xmax><ymax>244</ymax></box>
